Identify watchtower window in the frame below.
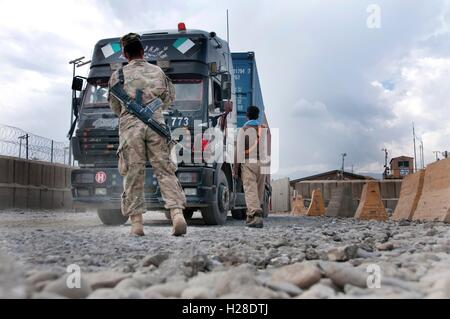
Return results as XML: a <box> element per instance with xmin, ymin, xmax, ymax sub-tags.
<box><xmin>398</xmin><ymin>161</ymin><xmax>410</xmax><ymax>168</ymax></box>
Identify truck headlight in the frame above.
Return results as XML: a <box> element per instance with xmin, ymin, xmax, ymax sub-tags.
<box><xmin>178</xmin><ymin>172</ymin><xmax>199</xmax><ymax>183</ymax></box>
<box><xmin>76</xmin><ymin>188</ymin><xmax>90</xmax><ymax>197</ymax></box>
<box><xmin>184</xmin><ymin>188</ymin><xmax>198</xmax><ymax>196</ymax></box>
<box><xmin>95</xmin><ymin>188</ymin><xmax>107</xmax><ymax>196</ymax></box>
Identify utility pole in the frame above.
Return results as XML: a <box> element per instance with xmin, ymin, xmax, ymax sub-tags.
<box><xmin>381</xmin><ymin>148</ymin><xmax>389</xmax><ymax>177</ymax></box>
<box><xmin>419</xmin><ymin>139</ymin><xmax>424</xmax><ymax>169</ymax></box>
<box><xmin>433</xmin><ymin>151</ymin><xmax>440</xmax><ymax>161</ymax></box>
<box><xmin>412</xmin><ymin>122</ymin><xmax>417</xmax><ymax>173</ymax></box>
<box><xmin>341</xmin><ymin>153</ymin><xmax>347</xmax><ymax>179</ymax></box>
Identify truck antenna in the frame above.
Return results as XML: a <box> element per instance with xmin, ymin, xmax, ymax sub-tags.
<box><xmin>226</xmin><ymin>9</ymin><xmax>230</xmax><ymax>46</ymax></box>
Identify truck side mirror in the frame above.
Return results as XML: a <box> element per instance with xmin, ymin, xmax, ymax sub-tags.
<box><xmin>221</xmin><ymin>73</ymin><xmax>232</xmax><ymax>100</ymax></box>
<box><xmin>72</xmin><ymin>77</ymin><xmax>84</xmax><ymax>91</ymax></box>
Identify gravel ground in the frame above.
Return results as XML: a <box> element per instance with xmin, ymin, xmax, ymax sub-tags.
<box><xmin>0</xmin><ymin>209</ymin><xmax>449</xmax><ymax>299</ymax></box>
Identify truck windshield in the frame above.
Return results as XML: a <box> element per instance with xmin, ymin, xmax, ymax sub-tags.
<box><xmin>173</xmin><ymin>79</ymin><xmax>203</xmax><ymax>112</ymax></box>
<box><xmin>83</xmin><ymin>84</ymin><xmax>108</xmax><ymax>107</ymax></box>
<box><xmin>83</xmin><ymin>80</ymin><xmax>203</xmax><ymax>111</ymax></box>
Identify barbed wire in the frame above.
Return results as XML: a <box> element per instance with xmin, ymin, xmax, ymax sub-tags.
<box><xmin>0</xmin><ymin>124</ymin><xmax>70</xmax><ymax>165</ymax></box>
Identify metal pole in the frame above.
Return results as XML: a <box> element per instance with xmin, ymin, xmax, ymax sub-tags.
<box><xmin>433</xmin><ymin>151</ymin><xmax>440</xmax><ymax>161</ymax></box>
<box><xmin>51</xmin><ymin>140</ymin><xmax>54</xmax><ymax>163</ymax></box>
<box><xmin>226</xmin><ymin>9</ymin><xmax>230</xmax><ymax>45</ymax></box>
<box><xmin>413</xmin><ymin>122</ymin><xmax>417</xmax><ymax>172</ymax></box>
<box><xmin>420</xmin><ymin>140</ymin><xmax>424</xmax><ymax>169</ymax></box>
<box><xmin>69</xmin><ymin>63</ymin><xmax>75</xmax><ymax>166</ymax></box>
<box><xmin>25</xmin><ymin>133</ymin><xmax>29</xmax><ymax>160</ymax></box>
<box><xmin>18</xmin><ymin>138</ymin><xmax>22</xmax><ymax>158</ymax></box>
<box><xmin>341</xmin><ymin>153</ymin><xmax>347</xmax><ymax>179</ymax></box>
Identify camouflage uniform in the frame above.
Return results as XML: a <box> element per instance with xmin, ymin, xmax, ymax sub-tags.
<box><xmin>108</xmin><ymin>59</ymin><xmax>186</xmax><ymax>217</ymax></box>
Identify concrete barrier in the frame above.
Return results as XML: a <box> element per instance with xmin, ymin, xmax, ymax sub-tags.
<box><xmin>325</xmin><ymin>183</ymin><xmax>356</xmax><ymax>218</ymax></box>
<box><xmin>0</xmin><ymin>155</ymin><xmax>73</xmax><ymax>210</ymax></box>
<box><xmin>413</xmin><ymin>158</ymin><xmax>450</xmax><ymax>223</ymax></box>
<box><xmin>291</xmin><ymin>194</ymin><xmax>306</xmax><ymax>216</ymax></box>
<box><xmin>294</xmin><ymin>180</ymin><xmax>402</xmax><ymax>213</ymax></box>
<box><xmin>354</xmin><ymin>182</ymin><xmax>388</xmax><ymax>221</ymax></box>
<box><xmin>306</xmin><ymin>188</ymin><xmax>325</xmax><ymax>216</ymax></box>
<box><xmin>392</xmin><ymin>170</ymin><xmax>425</xmax><ymax>221</ymax></box>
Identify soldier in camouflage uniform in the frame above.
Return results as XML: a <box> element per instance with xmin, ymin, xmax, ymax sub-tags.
<box><xmin>108</xmin><ymin>33</ymin><xmax>187</xmax><ymax>236</ymax></box>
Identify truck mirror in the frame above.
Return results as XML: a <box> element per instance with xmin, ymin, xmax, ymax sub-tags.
<box><xmin>221</xmin><ymin>73</ymin><xmax>232</xmax><ymax>100</ymax></box>
<box><xmin>72</xmin><ymin>77</ymin><xmax>84</xmax><ymax>91</ymax></box>
<box><xmin>222</xmin><ymin>81</ymin><xmax>232</xmax><ymax>100</ymax></box>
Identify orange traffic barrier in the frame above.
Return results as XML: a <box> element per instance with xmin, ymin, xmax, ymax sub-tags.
<box><xmin>291</xmin><ymin>194</ymin><xmax>306</xmax><ymax>216</ymax></box>
<box><xmin>325</xmin><ymin>183</ymin><xmax>356</xmax><ymax>218</ymax></box>
<box><xmin>354</xmin><ymin>182</ymin><xmax>388</xmax><ymax>221</ymax></box>
<box><xmin>306</xmin><ymin>188</ymin><xmax>325</xmax><ymax>216</ymax></box>
<box><xmin>413</xmin><ymin>158</ymin><xmax>450</xmax><ymax>223</ymax></box>
<box><xmin>392</xmin><ymin>170</ymin><xmax>425</xmax><ymax>221</ymax></box>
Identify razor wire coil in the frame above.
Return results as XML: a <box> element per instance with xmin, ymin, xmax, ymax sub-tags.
<box><xmin>0</xmin><ymin>124</ymin><xmax>70</xmax><ymax>165</ymax></box>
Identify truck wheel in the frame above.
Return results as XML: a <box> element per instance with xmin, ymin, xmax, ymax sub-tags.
<box><xmin>97</xmin><ymin>209</ymin><xmax>129</xmax><ymax>226</ymax></box>
<box><xmin>231</xmin><ymin>209</ymin><xmax>246</xmax><ymax>220</ymax></box>
<box><xmin>201</xmin><ymin>170</ymin><xmax>229</xmax><ymax>225</ymax></box>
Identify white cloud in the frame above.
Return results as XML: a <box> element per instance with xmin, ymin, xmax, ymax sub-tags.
<box><xmin>372</xmin><ymin>52</ymin><xmax>450</xmax><ymax>167</ymax></box>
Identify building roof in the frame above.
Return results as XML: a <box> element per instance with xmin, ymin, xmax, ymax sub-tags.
<box><xmin>289</xmin><ymin>170</ymin><xmax>375</xmax><ymax>186</ymax></box>
<box><xmin>390</xmin><ymin>156</ymin><xmax>414</xmax><ymax>164</ymax></box>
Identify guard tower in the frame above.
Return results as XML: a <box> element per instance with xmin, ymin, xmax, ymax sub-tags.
<box><xmin>390</xmin><ymin>156</ymin><xmax>414</xmax><ymax>178</ymax></box>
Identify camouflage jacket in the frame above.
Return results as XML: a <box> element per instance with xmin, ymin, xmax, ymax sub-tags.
<box><xmin>108</xmin><ymin>59</ymin><xmax>175</xmax><ymax>126</ymax></box>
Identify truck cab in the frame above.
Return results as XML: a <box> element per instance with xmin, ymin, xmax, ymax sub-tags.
<box><xmin>70</xmin><ymin>26</ymin><xmax>270</xmax><ymax>225</ymax></box>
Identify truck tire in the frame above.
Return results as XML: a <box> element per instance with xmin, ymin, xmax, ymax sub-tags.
<box><xmin>201</xmin><ymin>170</ymin><xmax>229</xmax><ymax>225</ymax></box>
<box><xmin>97</xmin><ymin>209</ymin><xmax>129</xmax><ymax>226</ymax></box>
<box><xmin>165</xmin><ymin>209</ymin><xmax>195</xmax><ymax>220</ymax></box>
<box><xmin>231</xmin><ymin>209</ymin><xmax>246</xmax><ymax>220</ymax></box>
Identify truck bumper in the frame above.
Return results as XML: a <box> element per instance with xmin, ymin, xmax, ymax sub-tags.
<box><xmin>71</xmin><ymin>166</ymin><xmax>216</xmax><ymax>210</ymax></box>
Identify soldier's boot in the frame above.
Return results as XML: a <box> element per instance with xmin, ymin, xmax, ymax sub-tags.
<box><xmin>246</xmin><ymin>211</ymin><xmax>264</xmax><ymax>229</ymax></box>
<box><xmin>170</xmin><ymin>208</ymin><xmax>187</xmax><ymax>236</ymax></box>
<box><xmin>130</xmin><ymin>214</ymin><xmax>145</xmax><ymax>236</ymax></box>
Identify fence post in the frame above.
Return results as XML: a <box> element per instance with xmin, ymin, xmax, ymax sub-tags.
<box><xmin>19</xmin><ymin>138</ymin><xmax>22</xmax><ymax>158</ymax></box>
<box><xmin>25</xmin><ymin>133</ymin><xmax>29</xmax><ymax>160</ymax></box>
<box><xmin>51</xmin><ymin>140</ymin><xmax>54</xmax><ymax>163</ymax></box>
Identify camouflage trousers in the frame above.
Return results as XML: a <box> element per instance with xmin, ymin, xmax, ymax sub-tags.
<box><xmin>117</xmin><ymin>118</ymin><xmax>186</xmax><ymax>216</ymax></box>
<box><xmin>241</xmin><ymin>162</ymin><xmax>266</xmax><ymax>217</ymax></box>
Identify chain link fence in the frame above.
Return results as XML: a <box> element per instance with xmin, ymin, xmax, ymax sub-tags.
<box><xmin>0</xmin><ymin>124</ymin><xmax>70</xmax><ymax>165</ymax></box>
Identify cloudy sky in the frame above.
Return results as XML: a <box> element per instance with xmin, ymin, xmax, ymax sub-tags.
<box><xmin>0</xmin><ymin>0</ymin><xmax>449</xmax><ymax>178</ymax></box>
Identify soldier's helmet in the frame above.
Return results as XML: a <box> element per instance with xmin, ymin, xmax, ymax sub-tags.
<box><xmin>120</xmin><ymin>33</ymin><xmax>142</xmax><ymax>49</ymax></box>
